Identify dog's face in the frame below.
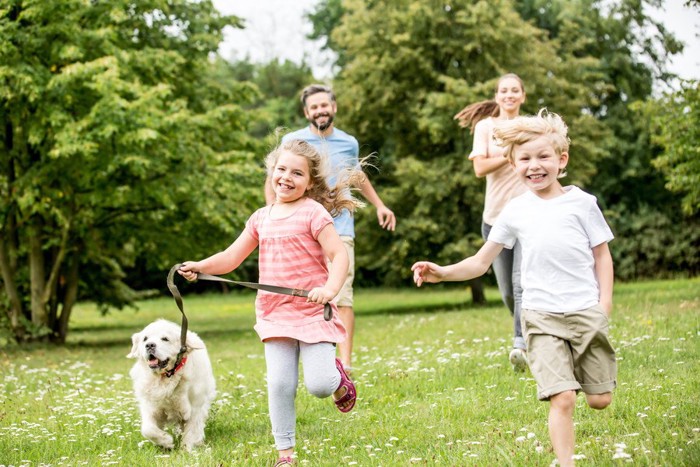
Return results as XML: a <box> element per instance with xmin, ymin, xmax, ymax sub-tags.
<box><xmin>127</xmin><ymin>319</ymin><xmax>184</xmax><ymax>374</ymax></box>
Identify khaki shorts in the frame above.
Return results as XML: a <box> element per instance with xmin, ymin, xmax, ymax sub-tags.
<box><xmin>333</xmin><ymin>236</ymin><xmax>354</xmax><ymax>307</ymax></box>
<box><xmin>521</xmin><ymin>305</ymin><xmax>617</xmax><ymax>401</ymax></box>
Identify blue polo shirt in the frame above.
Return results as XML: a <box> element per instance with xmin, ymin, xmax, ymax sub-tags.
<box><xmin>282</xmin><ymin>127</ymin><xmax>360</xmax><ymax>237</ymax></box>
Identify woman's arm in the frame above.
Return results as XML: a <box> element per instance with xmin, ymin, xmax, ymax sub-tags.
<box><xmin>471</xmin><ymin>155</ymin><xmax>511</xmax><ymax>178</ymax></box>
<box><xmin>469</xmin><ymin>120</ymin><xmax>509</xmax><ymax>177</ymax></box>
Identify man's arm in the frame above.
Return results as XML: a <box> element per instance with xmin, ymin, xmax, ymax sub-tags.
<box><xmin>358</xmin><ymin>176</ymin><xmax>396</xmax><ymax>231</ymax></box>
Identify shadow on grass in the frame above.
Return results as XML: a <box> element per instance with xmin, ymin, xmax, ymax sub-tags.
<box><xmin>10</xmin><ymin>299</ymin><xmax>503</xmax><ymax>352</ymax></box>
<box><xmin>66</xmin><ymin>326</ymin><xmax>255</xmax><ymax>350</ymax></box>
<box><xmin>356</xmin><ymin>299</ymin><xmax>502</xmax><ymax>317</ymax></box>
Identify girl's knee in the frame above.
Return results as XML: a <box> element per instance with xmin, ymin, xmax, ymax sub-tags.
<box><xmin>268</xmin><ymin>376</ymin><xmax>298</xmax><ymax>400</ymax></box>
<box><xmin>586</xmin><ymin>393</ymin><xmax>612</xmax><ymax>410</ymax></box>
<box><xmin>305</xmin><ymin>379</ymin><xmax>335</xmax><ymax>399</ymax></box>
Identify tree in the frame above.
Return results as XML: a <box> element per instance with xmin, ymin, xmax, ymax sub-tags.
<box><xmin>222</xmin><ymin>58</ymin><xmax>316</xmax><ymax>139</ymax></box>
<box><xmin>0</xmin><ymin>0</ymin><xmax>263</xmax><ymax>343</ymax></box>
<box><xmin>307</xmin><ymin>0</ymin><xmax>696</xmax><ymax>283</ymax></box>
<box><xmin>639</xmin><ymin>80</ymin><xmax>700</xmax><ymax>215</ymax></box>
<box><xmin>311</xmin><ymin>0</ymin><xmax>609</xmax><ymax>286</ymax></box>
<box><xmin>516</xmin><ymin>0</ymin><xmax>698</xmax><ymax>280</ymax></box>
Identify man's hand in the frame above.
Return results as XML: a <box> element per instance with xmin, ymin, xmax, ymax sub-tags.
<box><xmin>377</xmin><ymin>205</ymin><xmax>396</xmax><ymax>231</ymax></box>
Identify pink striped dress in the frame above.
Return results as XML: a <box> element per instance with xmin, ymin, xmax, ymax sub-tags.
<box><xmin>245</xmin><ymin>197</ymin><xmax>347</xmax><ymax>344</ymax></box>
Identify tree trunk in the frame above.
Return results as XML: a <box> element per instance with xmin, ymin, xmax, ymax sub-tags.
<box><xmin>28</xmin><ymin>225</ymin><xmax>48</xmax><ymax>327</ymax></box>
<box><xmin>0</xmin><ymin>235</ymin><xmax>24</xmax><ymax>339</ymax></box>
<box><xmin>54</xmin><ymin>258</ymin><xmax>79</xmax><ymax>344</ymax></box>
<box><xmin>468</xmin><ymin>278</ymin><xmax>486</xmax><ymax>305</ymax></box>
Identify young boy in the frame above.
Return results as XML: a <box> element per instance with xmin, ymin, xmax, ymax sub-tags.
<box><xmin>412</xmin><ymin>109</ymin><xmax>616</xmax><ymax>467</ymax></box>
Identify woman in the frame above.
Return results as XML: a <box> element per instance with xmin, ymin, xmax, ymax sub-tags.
<box><xmin>454</xmin><ymin>73</ymin><xmax>528</xmax><ymax>372</ymax></box>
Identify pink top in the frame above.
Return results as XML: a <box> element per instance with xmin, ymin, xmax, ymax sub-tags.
<box><xmin>469</xmin><ymin>117</ymin><xmax>527</xmax><ymax>225</ymax></box>
<box><xmin>245</xmin><ymin>197</ymin><xmax>347</xmax><ymax>344</ymax></box>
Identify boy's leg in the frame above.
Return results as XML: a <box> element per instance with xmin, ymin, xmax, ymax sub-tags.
<box><xmin>571</xmin><ymin>306</ymin><xmax>617</xmax><ymax>404</ymax></box>
<box><xmin>549</xmin><ymin>390</ymin><xmax>577</xmax><ymax>467</ymax></box>
<box><xmin>585</xmin><ymin>392</ymin><xmax>612</xmax><ymax>410</ymax></box>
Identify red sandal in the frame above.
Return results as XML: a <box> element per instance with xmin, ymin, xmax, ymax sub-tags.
<box><xmin>334</xmin><ymin>358</ymin><xmax>356</xmax><ymax>413</ymax></box>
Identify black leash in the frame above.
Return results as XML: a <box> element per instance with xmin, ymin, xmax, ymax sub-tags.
<box><xmin>167</xmin><ymin>263</ymin><xmax>333</xmax><ymax>362</ymax></box>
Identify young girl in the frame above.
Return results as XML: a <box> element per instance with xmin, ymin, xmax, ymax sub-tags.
<box><xmin>453</xmin><ymin>73</ymin><xmax>529</xmax><ymax>371</ymax></box>
<box><xmin>178</xmin><ymin>139</ymin><xmax>363</xmax><ymax>466</ymax></box>
<box><xmin>413</xmin><ymin>110</ymin><xmax>616</xmax><ymax>467</ymax></box>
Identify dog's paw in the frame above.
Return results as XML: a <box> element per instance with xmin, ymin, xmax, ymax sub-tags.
<box><xmin>181</xmin><ymin>431</ymin><xmax>204</xmax><ymax>451</ymax></box>
<box><xmin>156</xmin><ymin>437</ymin><xmax>175</xmax><ymax>450</ymax></box>
<box><xmin>143</xmin><ymin>429</ymin><xmax>174</xmax><ymax>450</ymax></box>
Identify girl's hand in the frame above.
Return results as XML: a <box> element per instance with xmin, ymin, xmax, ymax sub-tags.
<box><xmin>307</xmin><ymin>286</ymin><xmax>335</xmax><ymax>305</ymax></box>
<box><xmin>411</xmin><ymin>261</ymin><xmax>446</xmax><ymax>287</ymax></box>
<box><xmin>177</xmin><ymin>262</ymin><xmax>200</xmax><ymax>282</ymax></box>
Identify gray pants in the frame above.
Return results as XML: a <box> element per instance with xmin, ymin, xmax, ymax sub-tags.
<box><xmin>264</xmin><ymin>338</ymin><xmax>341</xmax><ymax>450</ymax></box>
<box><xmin>482</xmin><ymin>222</ymin><xmax>525</xmax><ymax>350</ymax></box>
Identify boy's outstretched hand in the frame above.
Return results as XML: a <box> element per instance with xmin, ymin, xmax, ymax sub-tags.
<box><xmin>411</xmin><ymin>261</ymin><xmax>446</xmax><ymax>287</ymax></box>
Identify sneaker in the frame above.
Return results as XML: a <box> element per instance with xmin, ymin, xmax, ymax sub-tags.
<box><xmin>509</xmin><ymin>348</ymin><xmax>528</xmax><ymax>372</ymax></box>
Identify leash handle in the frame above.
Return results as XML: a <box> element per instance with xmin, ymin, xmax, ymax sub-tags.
<box><xmin>166</xmin><ymin>264</ymin><xmax>189</xmax><ymax>360</ymax></box>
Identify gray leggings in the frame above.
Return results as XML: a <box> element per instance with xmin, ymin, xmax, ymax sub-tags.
<box><xmin>264</xmin><ymin>338</ymin><xmax>341</xmax><ymax>450</ymax></box>
<box><xmin>482</xmin><ymin>222</ymin><xmax>525</xmax><ymax>350</ymax></box>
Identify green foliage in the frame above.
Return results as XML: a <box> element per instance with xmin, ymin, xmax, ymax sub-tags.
<box><xmin>308</xmin><ymin>0</ymin><xmax>696</xmax><ymax>284</ymax></box>
<box><xmin>636</xmin><ymin>80</ymin><xmax>700</xmax><ymax>215</ymax></box>
<box><xmin>222</xmin><ymin>58</ymin><xmax>315</xmax><ymax>139</ymax></box>
<box><xmin>1</xmin><ymin>279</ymin><xmax>699</xmax><ymax>464</ymax></box>
<box><xmin>607</xmin><ymin>205</ymin><xmax>700</xmax><ymax>280</ymax></box>
<box><xmin>320</xmin><ymin>0</ymin><xmax>613</xmax><ymax>285</ymax></box>
<box><xmin>0</xmin><ymin>0</ymin><xmax>263</xmax><ymax>341</ymax></box>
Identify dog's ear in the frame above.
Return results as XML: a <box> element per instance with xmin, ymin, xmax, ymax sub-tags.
<box><xmin>185</xmin><ymin>331</ymin><xmax>205</xmax><ymax>352</ymax></box>
<box><xmin>127</xmin><ymin>332</ymin><xmax>141</xmax><ymax>358</ymax></box>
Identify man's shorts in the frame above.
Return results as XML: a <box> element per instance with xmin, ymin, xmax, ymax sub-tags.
<box><xmin>334</xmin><ymin>236</ymin><xmax>354</xmax><ymax>307</ymax></box>
<box><xmin>521</xmin><ymin>305</ymin><xmax>617</xmax><ymax>401</ymax></box>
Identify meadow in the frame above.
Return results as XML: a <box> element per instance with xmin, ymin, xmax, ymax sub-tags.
<box><xmin>1</xmin><ymin>278</ymin><xmax>698</xmax><ymax>466</ymax></box>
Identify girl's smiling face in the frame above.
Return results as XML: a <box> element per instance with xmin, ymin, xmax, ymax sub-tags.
<box><xmin>271</xmin><ymin>150</ymin><xmax>312</xmax><ymax>204</ymax></box>
<box><xmin>512</xmin><ymin>135</ymin><xmax>569</xmax><ymax>199</ymax></box>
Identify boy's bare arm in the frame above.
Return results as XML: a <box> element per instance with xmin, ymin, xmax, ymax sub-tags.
<box><xmin>593</xmin><ymin>242</ymin><xmax>614</xmax><ymax>315</ymax></box>
<box><xmin>412</xmin><ymin>241</ymin><xmax>504</xmax><ymax>286</ymax></box>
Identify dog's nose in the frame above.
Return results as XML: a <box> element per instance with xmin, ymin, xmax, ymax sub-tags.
<box><xmin>145</xmin><ymin>342</ymin><xmax>155</xmax><ymax>351</ymax></box>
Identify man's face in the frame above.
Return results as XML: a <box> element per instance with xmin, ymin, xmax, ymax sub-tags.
<box><xmin>304</xmin><ymin>92</ymin><xmax>336</xmax><ymax>132</ymax></box>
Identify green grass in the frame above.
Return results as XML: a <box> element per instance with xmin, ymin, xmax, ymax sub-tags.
<box><xmin>1</xmin><ymin>278</ymin><xmax>699</xmax><ymax>466</ymax></box>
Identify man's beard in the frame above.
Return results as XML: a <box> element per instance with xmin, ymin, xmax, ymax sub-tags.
<box><xmin>310</xmin><ymin>113</ymin><xmax>334</xmax><ymax>132</ymax></box>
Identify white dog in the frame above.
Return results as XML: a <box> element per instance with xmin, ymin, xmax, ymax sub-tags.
<box><xmin>127</xmin><ymin>319</ymin><xmax>216</xmax><ymax>450</ymax></box>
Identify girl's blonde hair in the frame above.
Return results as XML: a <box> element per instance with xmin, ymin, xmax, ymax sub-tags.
<box><xmin>265</xmin><ymin>139</ymin><xmax>366</xmax><ymax>217</ymax></box>
<box><xmin>493</xmin><ymin>108</ymin><xmax>570</xmax><ymax>177</ymax></box>
<box><xmin>454</xmin><ymin>73</ymin><xmax>526</xmax><ymax>132</ymax></box>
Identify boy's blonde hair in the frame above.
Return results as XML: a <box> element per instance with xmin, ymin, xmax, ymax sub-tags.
<box><xmin>265</xmin><ymin>139</ymin><xmax>366</xmax><ymax>217</ymax></box>
<box><xmin>493</xmin><ymin>108</ymin><xmax>570</xmax><ymax>177</ymax></box>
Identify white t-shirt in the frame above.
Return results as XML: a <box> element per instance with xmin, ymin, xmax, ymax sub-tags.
<box><xmin>488</xmin><ymin>186</ymin><xmax>614</xmax><ymax>312</ymax></box>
